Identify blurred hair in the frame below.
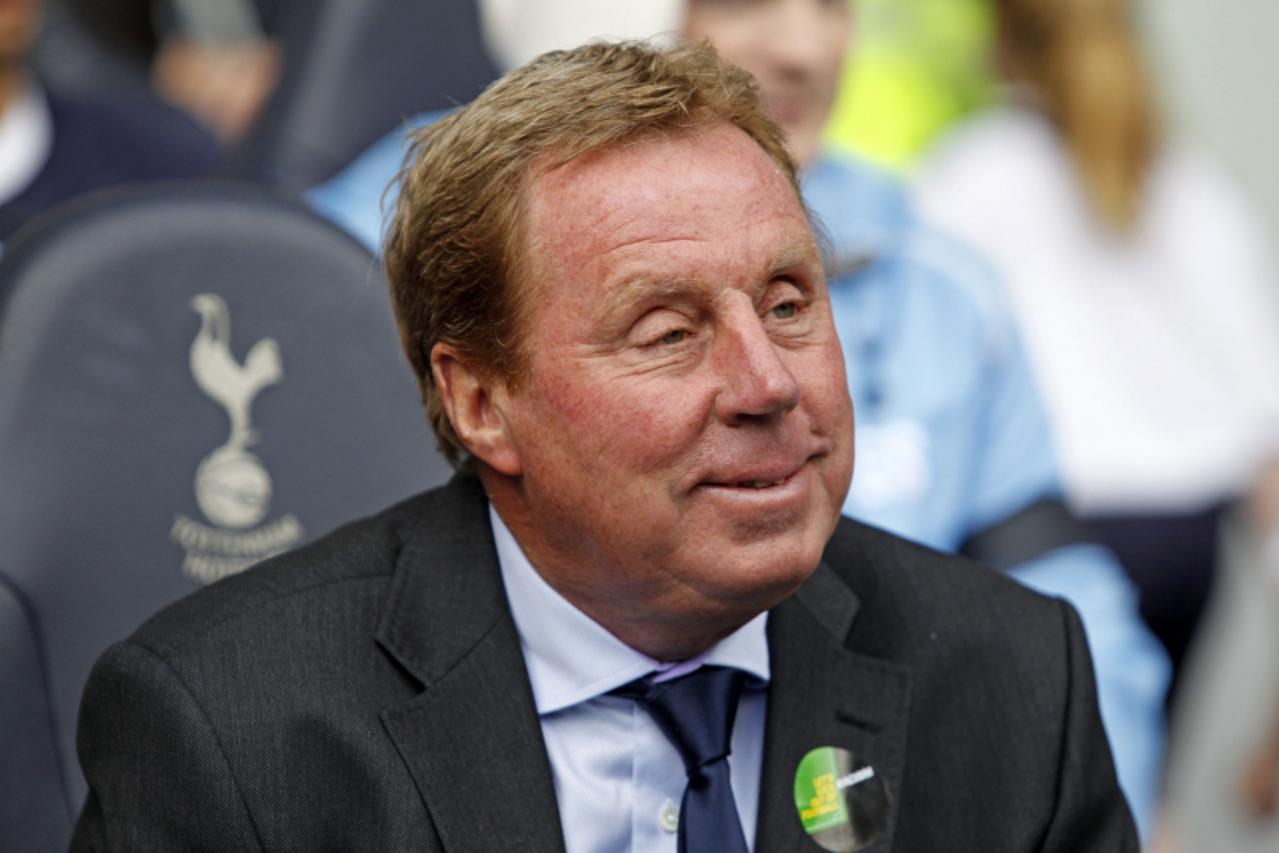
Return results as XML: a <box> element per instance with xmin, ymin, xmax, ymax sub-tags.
<box><xmin>994</xmin><ymin>0</ymin><xmax>1160</xmax><ymax>230</ymax></box>
<box><xmin>384</xmin><ymin>39</ymin><xmax>800</xmax><ymax>468</ymax></box>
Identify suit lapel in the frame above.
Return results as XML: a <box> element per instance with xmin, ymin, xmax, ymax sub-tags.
<box><xmin>375</xmin><ymin>477</ymin><xmax>566</xmax><ymax>853</ymax></box>
<box><xmin>368</xmin><ymin>478</ymin><xmax>911</xmax><ymax>852</ymax></box>
<box><xmin>756</xmin><ymin>563</ymin><xmax>911</xmax><ymax>852</ymax></box>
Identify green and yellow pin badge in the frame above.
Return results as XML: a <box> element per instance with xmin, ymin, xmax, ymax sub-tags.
<box><xmin>793</xmin><ymin>747</ymin><xmax>890</xmax><ymax>852</ymax></box>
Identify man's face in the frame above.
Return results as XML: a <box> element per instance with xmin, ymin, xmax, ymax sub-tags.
<box><xmin>683</xmin><ymin>0</ymin><xmax>851</xmax><ymax>167</ymax></box>
<box><xmin>486</xmin><ymin>123</ymin><xmax>853</xmax><ymax>651</ymax></box>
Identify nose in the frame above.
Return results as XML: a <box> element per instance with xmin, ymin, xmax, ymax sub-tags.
<box><xmin>712</xmin><ymin>304</ymin><xmax>801</xmax><ymax>424</ymax></box>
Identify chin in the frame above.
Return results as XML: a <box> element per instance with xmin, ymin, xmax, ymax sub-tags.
<box><xmin>712</xmin><ymin>533</ymin><xmax>826</xmax><ymax>612</ymax></box>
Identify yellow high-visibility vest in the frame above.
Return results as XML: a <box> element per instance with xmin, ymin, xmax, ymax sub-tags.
<box><xmin>825</xmin><ymin>0</ymin><xmax>996</xmax><ymax>171</ymax></box>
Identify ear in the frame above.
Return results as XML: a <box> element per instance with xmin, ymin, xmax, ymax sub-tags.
<box><xmin>430</xmin><ymin>343</ymin><xmax>523</xmax><ymax>477</ymax></box>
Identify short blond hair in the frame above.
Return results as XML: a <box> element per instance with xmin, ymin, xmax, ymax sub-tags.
<box><xmin>384</xmin><ymin>40</ymin><xmax>800</xmax><ymax>468</ymax></box>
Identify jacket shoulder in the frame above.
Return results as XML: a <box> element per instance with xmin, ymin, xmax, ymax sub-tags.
<box><xmin>821</xmin><ymin>516</ymin><xmax>1069</xmax><ymax>656</ymax></box>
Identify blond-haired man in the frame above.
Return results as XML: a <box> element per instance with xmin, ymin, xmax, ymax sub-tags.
<box><xmin>74</xmin><ymin>42</ymin><xmax>1135</xmax><ymax>852</ymax></box>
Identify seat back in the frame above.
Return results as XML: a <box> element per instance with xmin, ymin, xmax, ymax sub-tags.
<box><xmin>0</xmin><ymin>182</ymin><xmax>452</xmax><ymax>846</ymax></box>
<box><xmin>222</xmin><ymin>0</ymin><xmax>499</xmax><ymax>190</ymax></box>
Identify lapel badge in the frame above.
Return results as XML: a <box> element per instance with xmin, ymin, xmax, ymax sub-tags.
<box><xmin>793</xmin><ymin>746</ymin><xmax>891</xmax><ymax>852</ymax></box>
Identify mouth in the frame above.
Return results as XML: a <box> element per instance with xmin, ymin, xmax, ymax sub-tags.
<box><xmin>731</xmin><ymin>477</ymin><xmax>789</xmax><ymax>489</ymax></box>
<box><xmin>697</xmin><ymin>460</ymin><xmax>808</xmax><ymax>494</ymax></box>
<box><xmin>688</xmin><ymin>461</ymin><xmax>815</xmax><ymax>525</ymax></box>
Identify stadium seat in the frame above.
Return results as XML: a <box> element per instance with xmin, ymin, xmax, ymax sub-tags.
<box><xmin>222</xmin><ymin>0</ymin><xmax>499</xmax><ymax>190</ymax></box>
<box><xmin>0</xmin><ymin>181</ymin><xmax>453</xmax><ymax>848</ymax></box>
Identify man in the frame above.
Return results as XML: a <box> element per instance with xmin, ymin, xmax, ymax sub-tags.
<box><xmin>310</xmin><ymin>0</ymin><xmax>1168</xmax><ymax>834</ymax></box>
<box><xmin>74</xmin><ymin>42</ymin><xmax>1135</xmax><ymax>851</ymax></box>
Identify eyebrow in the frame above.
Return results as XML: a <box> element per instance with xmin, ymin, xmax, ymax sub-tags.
<box><xmin>765</xmin><ymin>240</ymin><xmax>823</xmax><ymax>283</ymax></box>
<box><xmin>600</xmin><ymin>238</ymin><xmax>822</xmax><ymax>317</ymax></box>
<box><xmin>598</xmin><ymin>276</ymin><xmax>703</xmax><ymax>324</ymax></box>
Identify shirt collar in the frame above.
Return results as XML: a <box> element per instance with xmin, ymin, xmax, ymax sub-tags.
<box><xmin>489</xmin><ymin>504</ymin><xmax>770</xmax><ymax>715</ymax></box>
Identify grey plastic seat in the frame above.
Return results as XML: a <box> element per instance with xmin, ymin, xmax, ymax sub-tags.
<box><xmin>222</xmin><ymin>0</ymin><xmax>499</xmax><ymax>190</ymax></box>
<box><xmin>0</xmin><ymin>182</ymin><xmax>452</xmax><ymax>848</ymax></box>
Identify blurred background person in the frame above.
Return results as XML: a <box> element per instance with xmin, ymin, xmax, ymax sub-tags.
<box><xmin>912</xmin><ymin>0</ymin><xmax>1279</xmax><ymax>719</ymax></box>
<box><xmin>309</xmin><ymin>0</ymin><xmax>1170</xmax><ymax>837</ymax></box>
<box><xmin>25</xmin><ymin>0</ymin><xmax>498</xmax><ymax>194</ymax></box>
<box><xmin>35</xmin><ymin>0</ymin><xmax>280</xmax><ymax>144</ymax></box>
<box><xmin>148</xmin><ymin>0</ymin><xmax>281</xmax><ymax>144</ymax></box>
<box><xmin>815</xmin><ymin>0</ymin><xmax>997</xmax><ymax>172</ymax></box>
<box><xmin>0</xmin><ymin>0</ymin><xmax>216</xmax><ymax>242</ymax></box>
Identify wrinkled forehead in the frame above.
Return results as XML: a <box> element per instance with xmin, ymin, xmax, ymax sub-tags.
<box><xmin>524</xmin><ymin>125</ymin><xmax>820</xmax><ymax>268</ymax></box>
<box><xmin>515</xmin><ymin>124</ymin><xmax>816</xmax><ymax>294</ymax></box>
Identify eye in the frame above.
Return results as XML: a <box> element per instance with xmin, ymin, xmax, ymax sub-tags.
<box><xmin>771</xmin><ymin>302</ymin><xmax>798</xmax><ymax>320</ymax></box>
<box><xmin>628</xmin><ymin>306</ymin><xmax>696</xmax><ymax>349</ymax></box>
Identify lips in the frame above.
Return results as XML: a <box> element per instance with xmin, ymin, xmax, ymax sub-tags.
<box><xmin>735</xmin><ymin>477</ymin><xmax>788</xmax><ymax>489</ymax></box>
<box><xmin>699</xmin><ymin>460</ymin><xmax>806</xmax><ymax>492</ymax></box>
<box><xmin>689</xmin><ymin>430</ymin><xmax>835</xmax><ymax>497</ymax></box>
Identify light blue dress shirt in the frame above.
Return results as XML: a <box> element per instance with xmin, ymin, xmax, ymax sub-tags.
<box><xmin>489</xmin><ymin>506</ymin><xmax>770</xmax><ymax>853</ymax></box>
<box><xmin>307</xmin><ymin>122</ymin><xmax>1169</xmax><ymax>840</ymax></box>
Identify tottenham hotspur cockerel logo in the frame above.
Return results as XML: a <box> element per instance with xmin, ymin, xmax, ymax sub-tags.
<box><xmin>171</xmin><ymin>294</ymin><xmax>303</xmax><ymax>583</ymax></box>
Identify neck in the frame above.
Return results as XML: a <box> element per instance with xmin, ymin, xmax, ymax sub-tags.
<box><xmin>589</xmin><ymin>606</ymin><xmax>745</xmax><ymax>664</ymax></box>
<box><xmin>481</xmin><ymin>469</ymin><xmax>762</xmax><ymax>663</ymax></box>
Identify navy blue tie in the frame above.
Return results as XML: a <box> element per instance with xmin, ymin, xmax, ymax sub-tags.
<box><xmin>619</xmin><ymin>666</ymin><xmax>751</xmax><ymax>853</ymax></box>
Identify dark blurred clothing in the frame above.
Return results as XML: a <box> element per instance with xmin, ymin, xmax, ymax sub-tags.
<box><xmin>1086</xmin><ymin>502</ymin><xmax>1229</xmax><ymax>713</ymax></box>
<box><xmin>0</xmin><ymin>84</ymin><xmax>218</xmax><ymax>240</ymax></box>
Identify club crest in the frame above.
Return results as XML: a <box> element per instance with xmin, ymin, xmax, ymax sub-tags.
<box><xmin>171</xmin><ymin>293</ymin><xmax>303</xmax><ymax>583</ymax></box>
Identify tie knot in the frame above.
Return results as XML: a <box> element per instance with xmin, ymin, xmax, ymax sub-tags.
<box><xmin>618</xmin><ymin>666</ymin><xmax>747</xmax><ymax>775</ymax></box>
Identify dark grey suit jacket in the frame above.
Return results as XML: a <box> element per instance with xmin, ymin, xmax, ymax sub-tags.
<box><xmin>71</xmin><ymin>475</ymin><xmax>1137</xmax><ymax>851</ymax></box>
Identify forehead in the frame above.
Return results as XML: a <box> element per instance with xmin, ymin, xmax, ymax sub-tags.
<box><xmin>521</xmin><ymin>123</ymin><xmax>814</xmax><ymax>289</ymax></box>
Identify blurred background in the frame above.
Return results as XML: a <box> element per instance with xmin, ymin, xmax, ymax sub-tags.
<box><xmin>8</xmin><ymin>0</ymin><xmax>1279</xmax><ymax>241</ymax></box>
<box><xmin>825</xmin><ymin>0</ymin><xmax>1279</xmax><ymax>247</ymax></box>
<box><xmin>831</xmin><ymin>7</ymin><xmax>1279</xmax><ymax>847</ymax></box>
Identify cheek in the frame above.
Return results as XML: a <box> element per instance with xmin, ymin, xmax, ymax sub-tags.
<box><xmin>531</xmin><ymin>373</ymin><xmax>712</xmax><ymax>474</ymax></box>
<box><xmin>799</xmin><ymin>340</ymin><xmax>853</xmax><ymax>425</ymax></box>
<box><xmin>813</xmin><ymin>341</ymin><xmax>855</xmax><ymax>496</ymax></box>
